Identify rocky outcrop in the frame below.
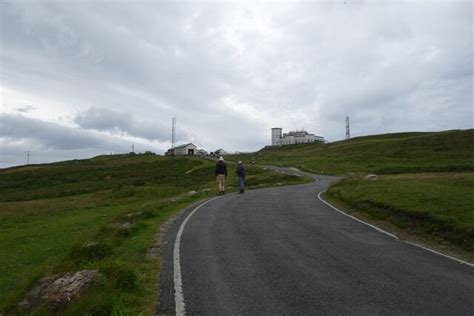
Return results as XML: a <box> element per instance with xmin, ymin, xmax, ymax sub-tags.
<box><xmin>18</xmin><ymin>270</ymin><xmax>98</xmax><ymax>312</ymax></box>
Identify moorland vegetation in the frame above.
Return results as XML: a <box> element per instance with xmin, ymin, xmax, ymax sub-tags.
<box><xmin>0</xmin><ymin>155</ymin><xmax>310</xmax><ymax>314</ymax></box>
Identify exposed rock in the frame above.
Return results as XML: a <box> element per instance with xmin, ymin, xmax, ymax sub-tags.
<box><xmin>111</xmin><ymin>222</ymin><xmax>132</xmax><ymax>229</ymax></box>
<box><xmin>201</xmin><ymin>188</ymin><xmax>211</xmax><ymax>192</ymax></box>
<box><xmin>187</xmin><ymin>190</ymin><xmax>197</xmax><ymax>196</ymax></box>
<box><xmin>125</xmin><ymin>211</ymin><xmax>142</xmax><ymax>219</ymax></box>
<box><xmin>364</xmin><ymin>174</ymin><xmax>378</xmax><ymax>180</ymax></box>
<box><xmin>82</xmin><ymin>241</ymin><xmax>98</xmax><ymax>248</ymax></box>
<box><xmin>276</xmin><ymin>182</ymin><xmax>283</xmax><ymax>186</ymax></box>
<box><xmin>167</xmin><ymin>196</ymin><xmax>180</xmax><ymax>203</ymax></box>
<box><xmin>184</xmin><ymin>168</ymin><xmax>195</xmax><ymax>175</ymax></box>
<box><xmin>147</xmin><ymin>214</ymin><xmax>179</xmax><ymax>258</ymax></box>
<box><xmin>18</xmin><ymin>270</ymin><xmax>98</xmax><ymax>312</ymax></box>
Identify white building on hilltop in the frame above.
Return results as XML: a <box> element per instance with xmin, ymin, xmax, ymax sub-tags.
<box><xmin>166</xmin><ymin>143</ymin><xmax>197</xmax><ymax>156</ymax></box>
<box><xmin>271</xmin><ymin>128</ymin><xmax>324</xmax><ymax>146</ymax></box>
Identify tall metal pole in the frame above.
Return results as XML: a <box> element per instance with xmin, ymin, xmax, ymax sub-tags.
<box><xmin>346</xmin><ymin>116</ymin><xmax>350</xmax><ymax>140</ymax></box>
<box><xmin>171</xmin><ymin>117</ymin><xmax>176</xmax><ymax>149</ymax></box>
<box><xmin>26</xmin><ymin>151</ymin><xmax>30</xmax><ymax>165</ymax></box>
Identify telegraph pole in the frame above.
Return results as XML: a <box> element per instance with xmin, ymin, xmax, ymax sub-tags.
<box><xmin>26</xmin><ymin>151</ymin><xmax>30</xmax><ymax>165</ymax></box>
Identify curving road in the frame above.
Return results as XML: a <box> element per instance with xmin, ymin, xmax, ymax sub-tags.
<box><xmin>157</xmin><ymin>168</ymin><xmax>474</xmax><ymax>315</ymax></box>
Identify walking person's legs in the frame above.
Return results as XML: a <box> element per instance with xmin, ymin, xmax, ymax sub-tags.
<box><xmin>239</xmin><ymin>176</ymin><xmax>245</xmax><ymax>193</ymax></box>
<box><xmin>217</xmin><ymin>174</ymin><xmax>226</xmax><ymax>195</ymax></box>
<box><xmin>216</xmin><ymin>175</ymin><xmax>221</xmax><ymax>195</ymax></box>
<box><xmin>221</xmin><ymin>175</ymin><xmax>225</xmax><ymax>194</ymax></box>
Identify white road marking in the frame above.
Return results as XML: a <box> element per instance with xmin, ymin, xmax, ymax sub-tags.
<box><xmin>317</xmin><ymin>190</ymin><xmax>474</xmax><ymax>268</ymax></box>
<box><xmin>173</xmin><ymin>197</ymin><xmax>219</xmax><ymax>316</ymax></box>
<box><xmin>317</xmin><ymin>191</ymin><xmax>399</xmax><ymax>240</ymax></box>
<box><xmin>403</xmin><ymin>240</ymin><xmax>474</xmax><ymax>268</ymax></box>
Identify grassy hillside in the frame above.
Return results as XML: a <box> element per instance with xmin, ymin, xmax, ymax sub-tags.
<box><xmin>231</xmin><ymin>129</ymin><xmax>474</xmax><ymax>175</ymax></box>
<box><xmin>230</xmin><ymin>129</ymin><xmax>474</xmax><ymax>256</ymax></box>
<box><xmin>0</xmin><ymin>154</ymin><xmax>311</xmax><ymax>314</ymax></box>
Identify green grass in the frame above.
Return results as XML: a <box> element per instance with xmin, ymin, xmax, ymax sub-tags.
<box><xmin>230</xmin><ymin>129</ymin><xmax>474</xmax><ymax>175</ymax></box>
<box><xmin>228</xmin><ymin>129</ymin><xmax>474</xmax><ymax>253</ymax></box>
<box><xmin>325</xmin><ymin>173</ymin><xmax>474</xmax><ymax>250</ymax></box>
<box><xmin>0</xmin><ymin>154</ymin><xmax>311</xmax><ymax>314</ymax></box>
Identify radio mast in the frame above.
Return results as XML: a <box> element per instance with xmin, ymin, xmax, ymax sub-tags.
<box><xmin>345</xmin><ymin>116</ymin><xmax>350</xmax><ymax>140</ymax></box>
<box><xmin>171</xmin><ymin>117</ymin><xmax>176</xmax><ymax>149</ymax></box>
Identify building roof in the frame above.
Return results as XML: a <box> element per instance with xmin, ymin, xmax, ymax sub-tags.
<box><xmin>172</xmin><ymin>143</ymin><xmax>196</xmax><ymax>149</ymax></box>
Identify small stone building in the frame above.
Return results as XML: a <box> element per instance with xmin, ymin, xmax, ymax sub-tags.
<box><xmin>166</xmin><ymin>143</ymin><xmax>197</xmax><ymax>156</ymax></box>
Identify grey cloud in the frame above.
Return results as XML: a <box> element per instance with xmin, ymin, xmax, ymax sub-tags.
<box><xmin>0</xmin><ymin>113</ymin><xmax>147</xmax><ymax>152</ymax></box>
<box><xmin>1</xmin><ymin>0</ymin><xmax>473</xmax><ymax>168</ymax></box>
<box><xmin>74</xmin><ymin>107</ymin><xmax>187</xmax><ymax>143</ymax></box>
<box><xmin>1</xmin><ymin>1</ymin><xmax>233</xmax><ymax>115</ymax></box>
<box><xmin>15</xmin><ymin>105</ymin><xmax>36</xmax><ymax>113</ymax></box>
<box><xmin>74</xmin><ymin>107</ymin><xmax>131</xmax><ymax>136</ymax></box>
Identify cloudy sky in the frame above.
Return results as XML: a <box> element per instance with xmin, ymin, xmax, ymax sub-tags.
<box><xmin>1</xmin><ymin>0</ymin><xmax>472</xmax><ymax>168</ymax></box>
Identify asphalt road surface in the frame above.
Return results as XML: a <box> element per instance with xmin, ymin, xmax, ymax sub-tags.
<box><xmin>158</xmin><ymin>168</ymin><xmax>474</xmax><ymax>315</ymax></box>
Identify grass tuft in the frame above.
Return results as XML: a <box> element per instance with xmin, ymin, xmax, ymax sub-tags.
<box><xmin>70</xmin><ymin>242</ymin><xmax>113</xmax><ymax>261</ymax></box>
<box><xmin>100</xmin><ymin>263</ymin><xmax>138</xmax><ymax>291</ymax></box>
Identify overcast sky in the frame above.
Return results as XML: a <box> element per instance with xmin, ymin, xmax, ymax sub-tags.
<box><xmin>1</xmin><ymin>0</ymin><xmax>472</xmax><ymax>168</ymax></box>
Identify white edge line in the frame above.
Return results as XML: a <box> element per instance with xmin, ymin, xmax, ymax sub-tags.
<box><xmin>173</xmin><ymin>197</ymin><xmax>219</xmax><ymax>316</ymax></box>
<box><xmin>317</xmin><ymin>190</ymin><xmax>399</xmax><ymax>240</ymax></box>
<box><xmin>403</xmin><ymin>240</ymin><xmax>474</xmax><ymax>268</ymax></box>
<box><xmin>317</xmin><ymin>190</ymin><xmax>474</xmax><ymax>268</ymax></box>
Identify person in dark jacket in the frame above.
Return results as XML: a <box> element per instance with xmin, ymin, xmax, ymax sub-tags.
<box><xmin>215</xmin><ymin>156</ymin><xmax>227</xmax><ymax>195</ymax></box>
<box><xmin>236</xmin><ymin>161</ymin><xmax>246</xmax><ymax>194</ymax></box>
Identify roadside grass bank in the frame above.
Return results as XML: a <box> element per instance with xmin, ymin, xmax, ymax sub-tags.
<box><xmin>229</xmin><ymin>129</ymin><xmax>474</xmax><ymax>175</ymax></box>
<box><xmin>324</xmin><ymin>173</ymin><xmax>474</xmax><ymax>261</ymax></box>
<box><xmin>228</xmin><ymin>129</ymin><xmax>474</xmax><ymax>260</ymax></box>
<box><xmin>0</xmin><ymin>154</ymin><xmax>310</xmax><ymax>314</ymax></box>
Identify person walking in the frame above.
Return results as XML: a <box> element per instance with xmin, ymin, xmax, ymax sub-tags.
<box><xmin>236</xmin><ymin>160</ymin><xmax>246</xmax><ymax>194</ymax></box>
<box><xmin>215</xmin><ymin>156</ymin><xmax>227</xmax><ymax>195</ymax></box>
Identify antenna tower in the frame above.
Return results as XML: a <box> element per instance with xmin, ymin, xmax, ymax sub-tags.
<box><xmin>345</xmin><ymin>116</ymin><xmax>350</xmax><ymax>140</ymax></box>
<box><xmin>171</xmin><ymin>117</ymin><xmax>176</xmax><ymax>148</ymax></box>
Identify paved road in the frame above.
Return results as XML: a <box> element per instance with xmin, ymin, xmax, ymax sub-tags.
<box><xmin>158</xmin><ymin>169</ymin><xmax>474</xmax><ymax>315</ymax></box>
